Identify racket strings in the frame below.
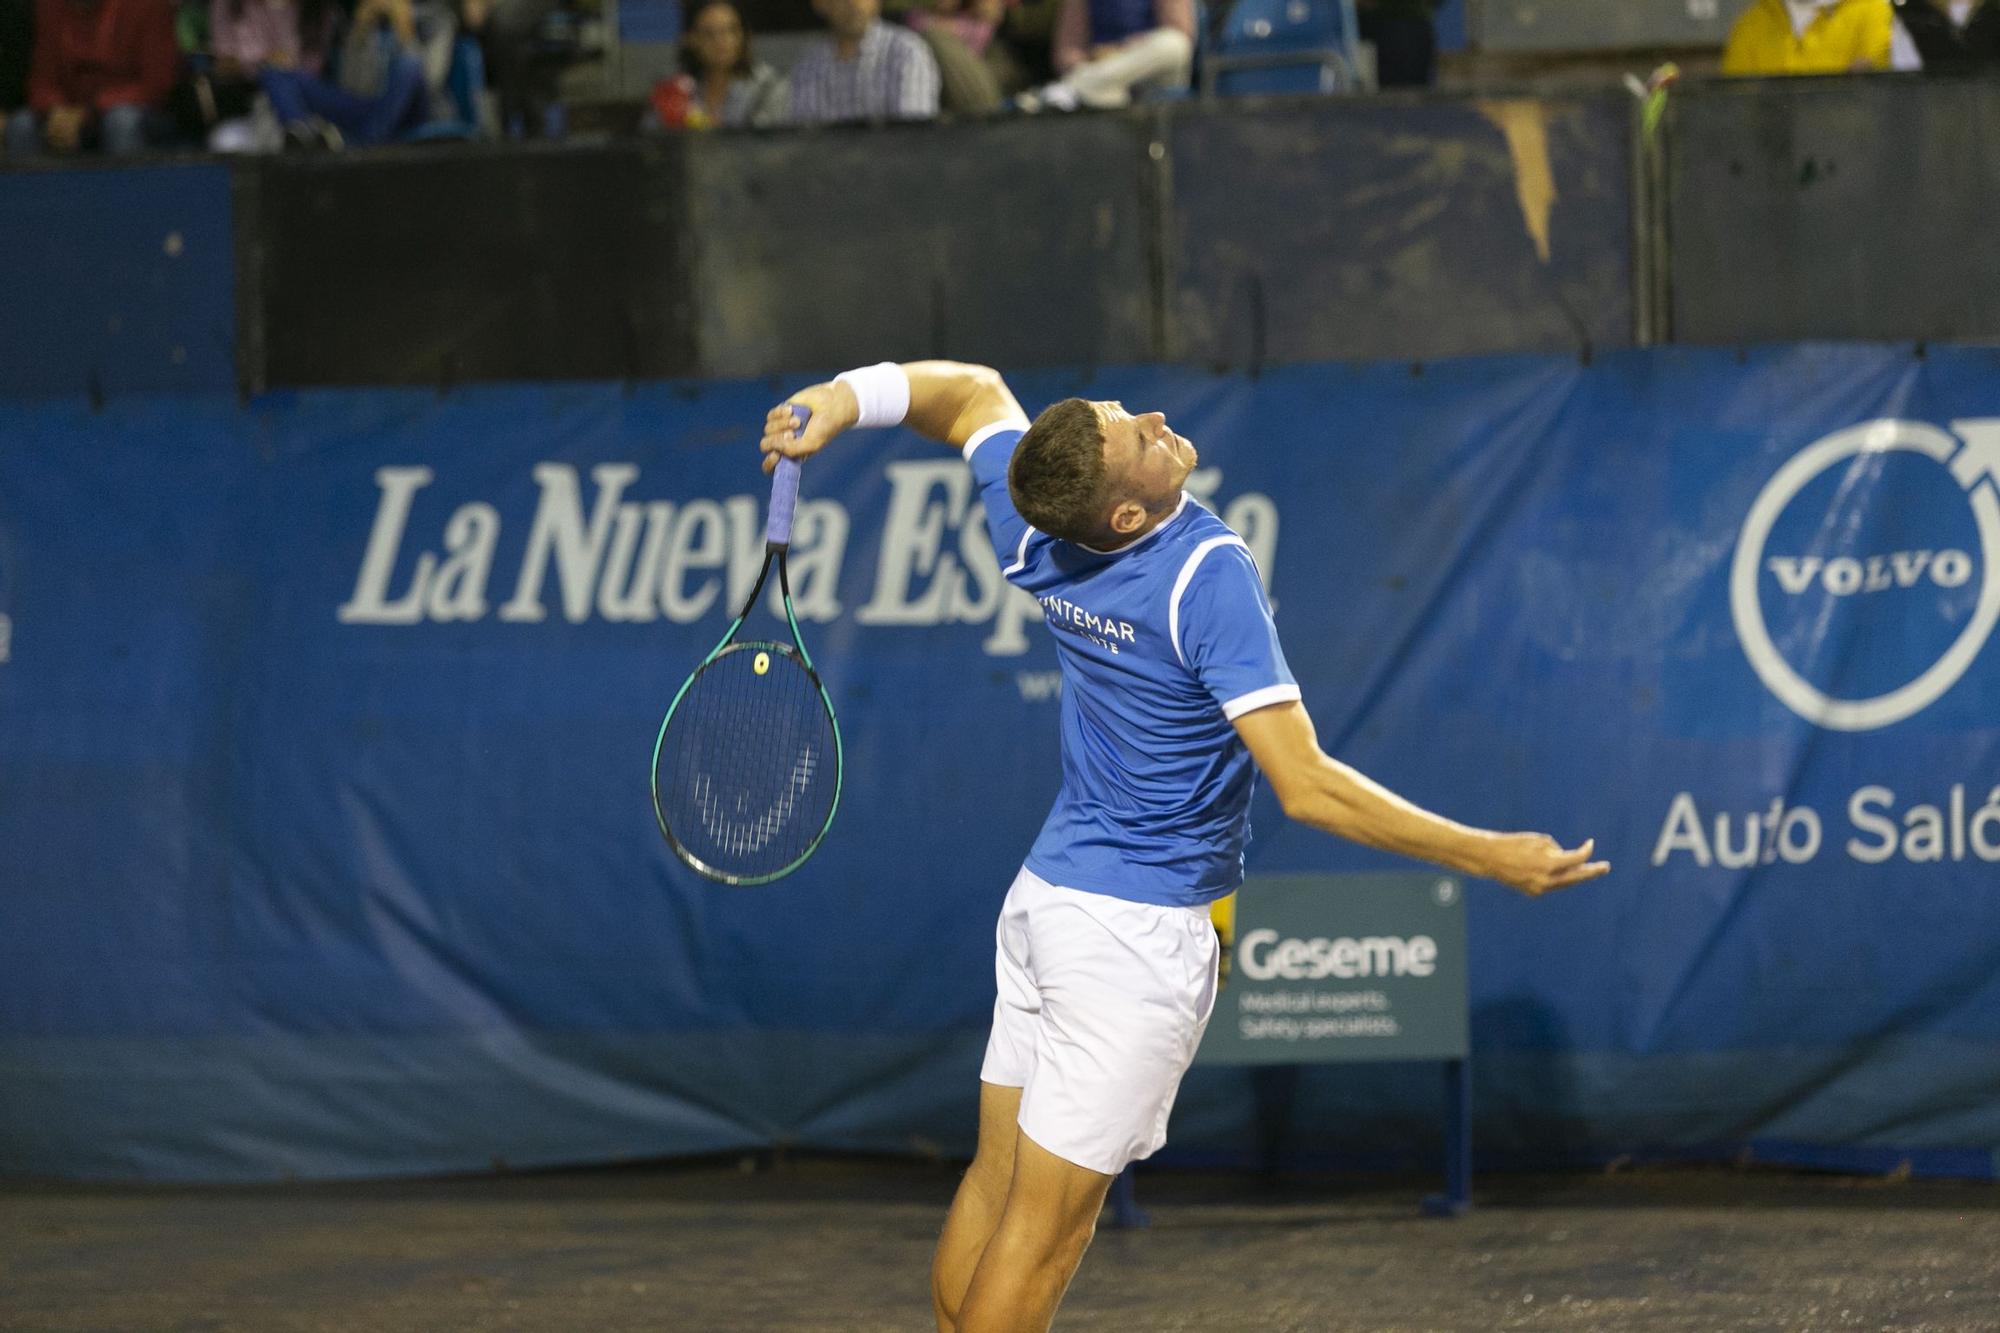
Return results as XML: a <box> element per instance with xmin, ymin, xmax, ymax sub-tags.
<box><xmin>658</xmin><ymin>645</ymin><xmax>838</xmax><ymax>881</ymax></box>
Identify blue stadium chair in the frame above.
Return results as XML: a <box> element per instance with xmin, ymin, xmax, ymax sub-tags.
<box><xmin>1202</xmin><ymin>0</ymin><xmax>1362</xmax><ymax>97</ymax></box>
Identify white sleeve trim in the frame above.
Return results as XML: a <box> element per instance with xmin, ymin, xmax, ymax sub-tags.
<box><xmin>1003</xmin><ymin>524</ymin><xmax>1037</xmax><ymax>577</ymax></box>
<box><xmin>1168</xmin><ymin>535</ymin><xmax>1252</xmax><ymax>668</ymax></box>
<box><xmin>963</xmin><ymin>417</ymin><xmax>1032</xmax><ymax>462</ymax></box>
<box><xmin>1221</xmin><ymin>683</ymin><xmax>1302</xmax><ymax>721</ymax></box>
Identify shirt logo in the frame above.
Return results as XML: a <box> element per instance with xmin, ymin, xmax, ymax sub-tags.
<box><xmin>1037</xmin><ymin>594</ymin><xmax>1137</xmax><ymax>654</ymax></box>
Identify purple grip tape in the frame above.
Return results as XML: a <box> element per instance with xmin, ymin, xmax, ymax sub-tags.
<box><xmin>765</xmin><ymin>405</ymin><xmax>808</xmax><ymax>546</ymax></box>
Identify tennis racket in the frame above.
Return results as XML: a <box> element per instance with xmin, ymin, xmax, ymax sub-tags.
<box><xmin>651</xmin><ymin>405</ymin><xmax>843</xmax><ymax>884</ymax></box>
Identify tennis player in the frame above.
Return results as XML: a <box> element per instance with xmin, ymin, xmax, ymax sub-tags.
<box><xmin>760</xmin><ymin>361</ymin><xmax>1609</xmax><ymax>1333</ymax></box>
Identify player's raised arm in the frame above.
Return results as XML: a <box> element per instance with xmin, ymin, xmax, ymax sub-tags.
<box><xmin>758</xmin><ymin>361</ymin><xmax>1028</xmax><ymax>472</ymax></box>
<box><xmin>1231</xmin><ymin>700</ymin><xmax>1610</xmax><ymax>897</ymax></box>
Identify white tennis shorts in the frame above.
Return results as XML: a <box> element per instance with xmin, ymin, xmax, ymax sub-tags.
<box><xmin>979</xmin><ymin>865</ymin><xmax>1221</xmax><ymax>1175</ymax></box>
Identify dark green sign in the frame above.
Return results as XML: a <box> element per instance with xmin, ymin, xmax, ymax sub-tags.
<box><xmin>1197</xmin><ymin>873</ymin><xmax>1469</xmax><ymax>1066</ymax></box>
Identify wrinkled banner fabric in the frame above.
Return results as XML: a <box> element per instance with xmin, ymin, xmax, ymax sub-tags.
<box><xmin>1</xmin><ymin>344</ymin><xmax>1996</xmax><ymax>1180</ymax></box>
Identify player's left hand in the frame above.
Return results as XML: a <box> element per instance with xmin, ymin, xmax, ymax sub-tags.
<box><xmin>760</xmin><ymin>382</ymin><xmax>858</xmax><ymax>474</ymax></box>
<box><xmin>1481</xmin><ymin>834</ymin><xmax>1609</xmax><ymax>897</ymax></box>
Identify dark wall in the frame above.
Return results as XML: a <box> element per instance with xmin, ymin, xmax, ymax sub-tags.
<box><xmin>1163</xmin><ymin>93</ymin><xmax>1633</xmax><ymax>365</ymax></box>
<box><xmin>682</xmin><ymin>115</ymin><xmax>1157</xmax><ymax>375</ymax></box>
<box><xmin>244</xmin><ymin>146</ymin><xmax>697</xmax><ymax>388</ymax></box>
<box><xmin>1666</xmin><ymin>75</ymin><xmax>2000</xmax><ymax>344</ymax></box>
<box><xmin>224</xmin><ymin>90</ymin><xmax>1635</xmax><ymax>389</ymax></box>
<box><xmin>12</xmin><ymin>76</ymin><xmax>2000</xmax><ymax>396</ymax></box>
<box><xmin>0</xmin><ymin>163</ymin><xmax>237</xmax><ymax>398</ymax></box>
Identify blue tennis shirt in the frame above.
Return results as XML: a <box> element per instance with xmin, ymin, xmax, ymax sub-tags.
<box><xmin>967</xmin><ymin>421</ymin><xmax>1300</xmax><ymax>908</ymax></box>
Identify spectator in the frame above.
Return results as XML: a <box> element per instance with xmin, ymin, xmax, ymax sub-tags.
<box><xmin>5</xmin><ymin>0</ymin><xmax>180</xmax><ymax>155</ymax></box>
<box><xmin>986</xmin><ymin>0</ymin><xmax>1056</xmax><ymax>91</ymax></box>
<box><xmin>1018</xmin><ymin>0</ymin><xmax>1191</xmax><ymax>110</ymax></box>
<box><xmin>190</xmin><ymin>0</ymin><xmax>335</xmax><ymax>147</ymax></box>
<box><xmin>1891</xmin><ymin>0</ymin><xmax>2000</xmax><ymax>69</ymax></box>
<box><xmin>406</xmin><ymin>0</ymin><xmax>468</xmax><ymax>120</ymax></box>
<box><xmin>788</xmin><ymin>0</ymin><xmax>939</xmax><ymax>124</ymax></box>
<box><xmin>1721</xmin><ymin>0</ymin><xmax>1893</xmax><ymax>75</ymax></box>
<box><xmin>460</xmin><ymin>0</ymin><xmax>557</xmax><ymax>136</ymax></box>
<box><xmin>906</xmin><ymin>0</ymin><xmax>1004</xmax><ymax>115</ymax></box>
<box><xmin>256</xmin><ymin>0</ymin><xmax>430</xmax><ymax>145</ymax></box>
<box><xmin>1358</xmin><ymin>0</ymin><xmax>1437</xmax><ymax>87</ymax></box>
<box><xmin>1</xmin><ymin>0</ymin><xmax>30</xmax><ymax>113</ymax></box>
<box><xmin>648</xmin><ymin>0</ymin><xmax>785</xmax><ymax>129</ymax></box>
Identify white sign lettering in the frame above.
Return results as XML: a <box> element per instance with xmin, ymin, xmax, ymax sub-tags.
<box><xmin>1652</xmin><ymin>785</ymin><xmax>2000</xmax><ymax>868</ymax></box>
<box><xmin>1237</xmin><ymin>928</ymin><xmax>1438</xmax><ymax>981</ymax></box>
<box><xmin>337</xmin><ymin>461</ymin><xmax>1278</xmax><ymax>658</ymax></box>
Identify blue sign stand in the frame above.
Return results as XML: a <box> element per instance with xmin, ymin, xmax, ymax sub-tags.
<box><xmin>1109</xmin><ymin>1168</ymin><xmax>1149</xmax><ymax>1228</ymax></box>
<box><xmin>1421</xmin><ymin>1057</ymin><xmax>1473</xmax><ymax>1218</ymax></box>
<box><xmin>1109</xmin><ymin>873</ymin><xmax>1473</xmax><ymax>1227</ymax></box>
<box><xmin>1108</xmin><ymin>1055</ymin><xmax>1472</xmax><ymax>1227</ymax></box>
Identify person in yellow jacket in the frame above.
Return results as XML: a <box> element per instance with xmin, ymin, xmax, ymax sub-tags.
<box><xmin>1722</xmin><ymin>0</ymin><xmax>1894</xmax><ymax>73</ymax></box>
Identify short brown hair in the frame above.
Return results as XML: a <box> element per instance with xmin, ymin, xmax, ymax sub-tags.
<box><xmin>1008</xmin><ymin>399</ymin><xmax>1109</xmax><ymax>544</ymax></box>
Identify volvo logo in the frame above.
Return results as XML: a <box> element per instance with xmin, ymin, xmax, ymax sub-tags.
<box><xmin>1731</xmin><ymin>419</ymin><xmax>2000</xmax><ymax>731</ymax></box>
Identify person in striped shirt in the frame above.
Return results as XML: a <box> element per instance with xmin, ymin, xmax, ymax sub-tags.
<box><xmin>789</xmin><ymin>0</ymin><xmax>941</xmax><ymax>123</ymax></box>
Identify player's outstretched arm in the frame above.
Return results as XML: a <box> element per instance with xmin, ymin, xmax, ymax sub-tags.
<box><xmin>759</xmin><ymin>361</ymin><xmax>1027</xmax><ymax>473</ymax></box>
<box><xmin>1232</xmin><ymin>701</ymin><xmax>1609</xmax><ymax>897</ymax></box>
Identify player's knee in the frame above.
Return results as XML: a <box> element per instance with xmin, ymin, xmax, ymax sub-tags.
<box><xmin>997</xmin><ymin>1193</ymin><xmax>1100</xmax><ymax>1268</ymax></box>
<box><xmin>1036</xmin><ymin>1213</ymin><xmax>1098</xmax><ymax>1277</ymax></box>
<box><xmin>962</xmin><ymin>1154</ymin><xmax>1011</xmax><ymax>1209</ymax></box>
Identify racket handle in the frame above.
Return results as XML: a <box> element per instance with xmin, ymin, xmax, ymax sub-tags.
<box><xmin>766</xmin><ymin>404</ymin><xmax>809</xmax><ymax>547</ymax></box>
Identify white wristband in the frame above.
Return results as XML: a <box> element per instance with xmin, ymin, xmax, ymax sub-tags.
<box><xmin>835</xmin><ymin>362</ymin><xmax>911</xmax><ymax>430</ymax></box>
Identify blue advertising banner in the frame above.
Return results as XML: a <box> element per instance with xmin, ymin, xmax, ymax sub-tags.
<box><xmin>1</xmin><ymin>344</ymin><xmax>1996</xmax><ymax>1181</ymax></box>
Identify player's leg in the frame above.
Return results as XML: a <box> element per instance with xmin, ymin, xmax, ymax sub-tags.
<box><xmin>934</xmin><ymin>874</ymin><xmax>1042</xmax><ymax>1330</ymax></box>
<box><xmin>931</xmin><ymin>1081</ymin><xmax>1022</xmax><ymax>1330</ymax></box>
<box><xmin>955</xmin><ymin>1128</ymin><xmax>1113</xmax><ymax>1333</ymax></box>
<box><xmin>956</xmin><ymin>872</ymin><xmax>1221</xmax><ymax>1332</ymax></box>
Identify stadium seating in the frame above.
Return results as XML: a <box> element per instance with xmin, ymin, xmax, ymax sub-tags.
<box><xmin>1202</xmin><ymin>0</ymin><xmax>1362</xmax><ymax>96</ymax></box>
